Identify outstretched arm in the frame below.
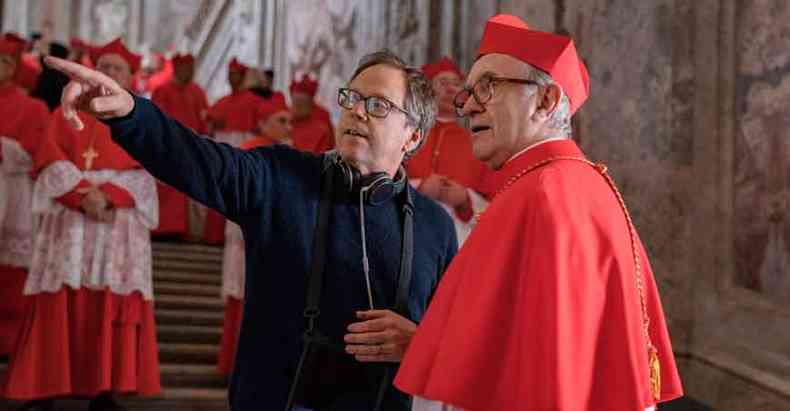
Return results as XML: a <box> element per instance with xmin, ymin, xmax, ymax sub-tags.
<box><xmin>45</xmin><ymin>56</ymin><xmax>270</xmax><ymax>218</ymax></box>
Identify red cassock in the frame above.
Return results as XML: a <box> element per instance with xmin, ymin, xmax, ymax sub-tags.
<box><xmin>14</xmin><ymin>53</ymin><xmax>41</xmax><ymax>93</ymax></box>
<box><xmin>151</xmin><ymin>81</ymin><xmax>210</xmax><ymax>236</ymax></box>
<box><xmin>311</xmin><ymin>104</ymin><xmax>334</xmax><ymax>140</ymax></box>
<box><xmin>291</xmin><ymin>108</ymin><xmax>333</xmax><ymax>154</ymax></box>
<box><xmin>207</xmin><ymin>89</ymin><xmax>265</xmax><ymax>135</ymax></box>
<box><xmin>406</xmin><ymin>119</ymin><xmax>492</xmax><ymax>197</ymax></box>
<box><xmin>203</xmin><ymin>90</ymin><xmax>266</xmax><ymax>244</ymax></box>
<box><xmin>0</xmin><ymin>83</ymin><xmax>49</xmax><ymax>356</ymax></box>
<box><xmin>217</xmin><ymin>135</ymin><xmax>274</xmax><ymax>375</ymax></box>
<box><xmin>395</xmin><ymin>140</ymin><xmax>683</xmax><ymax>410</ymax></box>
<box><xmin>2</xmin><ymin>111</ymin><xmax>160</xmax><ymax>399</ymax></box>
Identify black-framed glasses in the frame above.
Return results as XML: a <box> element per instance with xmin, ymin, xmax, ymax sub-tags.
<box><xmin>453</xmin><ymin>76</ymin><xmax>539</xmax><ymax>116</ymax></box>
<box><xmin>338</xmin><ymin>88</ymin><xmax>412</xmax><ymax>119</ymax></box>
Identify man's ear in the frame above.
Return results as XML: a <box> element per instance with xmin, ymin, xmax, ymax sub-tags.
<box><xmin>404</xmin><ymin>127</ymin><xmax>422</xmax><ymax>153</ymax></box>
<box><xmin>534</xmin><ymin>83</ymin><xmax>562</xmax><ymax>121</ymax></box>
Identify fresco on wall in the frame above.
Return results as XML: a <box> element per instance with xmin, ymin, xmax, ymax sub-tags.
<box><xmin>733</xmin><ymin>0</ymin><xmax>790</xmax><ymax>303</ymax></box>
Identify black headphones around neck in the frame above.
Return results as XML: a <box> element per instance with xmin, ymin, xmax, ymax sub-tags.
<box><xmin>324</xmin><ymin>151</ymin><xmax>407</xmax><ymax>206</ymax></box>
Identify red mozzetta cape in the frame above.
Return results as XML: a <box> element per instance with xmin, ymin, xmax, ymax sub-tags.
<box><xmin>311</xmin><ymin>104</ymin><xmax>334</xmax><ymax>138</ymax></box>
<box><xmin>207</xmin><ymin>90</ymin><xmax>265</xmax><ymax>133</ymax></box>
<box><xmin>0</xmin><ymin>83</ymin><xmax>49</xmax><ymax>159</ymax></box>
<box><xmin>395</xmin><ymin>140</ymin><xmax>683</xmax><ymax>410</ymax></box>
<box><xmin>406</xmin><ymin>120</ymin><xmax>492</xmax><ymax>197</ymax></box>
<box><xmin>35</xmin><ymin>109</ymin><xmax>141</xmax><ymax>209</ymax></box>
<box><xmin>292</xmin><ymin>112</ymin><xmax>333</xmax><ymax>154</ymax></box>
<box><xmin>152</xmin><ymin>81</ymin><xmax>209</xmax><ymax>134</ymax></box>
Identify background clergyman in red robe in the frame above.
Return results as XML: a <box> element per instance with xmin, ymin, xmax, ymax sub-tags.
<box><xmin>407</xmin><ymin>57</ymin><xmax>493</xmax><ymax>245</ymax></box>
<box><xmin>289</xmin><ymin>74</ymin><xmax>334</xmax><ymax>154</ymax></box>
<box><xmin>151</xmin><ymin>53</ymin><xmax>209</xmax><ymax>238</ymax></box>
<box><xmin>217</xmin><ymin>96</ymin><xmax>292</xmax><ymax>375</ymax></box>
<box><xmin>0</xmin><ymin>33</ymin><xmax>50</xmax><ymax>358</ymax></box>
<box><xmin>2</xmin><ymin>38</ymin><xmax>161</xmax><ymax>411</ymax></box>
<box><xmin>202</xmin><ymin>57</ymin><xmax>266</xmax><ymax>244</ymax></box>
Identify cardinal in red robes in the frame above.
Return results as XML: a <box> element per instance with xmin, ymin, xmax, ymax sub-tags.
<box><xmin>151</xmin><ymin>53</ymin><xmax>209</xmax><ymax>238</ymax></box>
<box><xmin>2</xmin><ymin>38</ymin><xmax>160</xmax><ymax>411</ymax></box>
<box><xmin>132</xmin><ymin>52</ymin><xmax>172</xmax><ymax>98</ymax></box>
<box><xmin>203</xmin><ymin>57</ymin><xmax>266</xmax><ymax>244</ymax></box>
<box><xmin>217</xmin><ymin>96</ymin><xmax>292</xmax><ymax>375</ymax></box>
<box><xmin>407</xmin><ymin>57</ymin><xmax>492</xmax><ymax>244</ymax></box>
<box><xmin>290</xmin><ymin>74</ymin><xmax>334</xmax><ymax>154</ymax></box>
<box><xmin>2</xmin><ymin>33</ymin><xmax>41</xmax><ymax>94</ymax></box>
<box><xmin>68</xmin><ymin>37</ymin><xmax>96</xmax><ymax>68</ymax></box>
<box><xmin>395</xmin><ymin>15</ymin><xmax>683</xmax><ymax>411</ymax></box>
<box><xmin>0</xmin><ymin>34</ymin><xmax>50</xmax><ymax>358</ymax></box>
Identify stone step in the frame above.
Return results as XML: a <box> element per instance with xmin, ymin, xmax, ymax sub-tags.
<box><xmin>123</xmin><ymin>388</ymin><xmax>228</xmax><ymax>411</ymax></box>
<box><xmin>157</xmin><ymin>324</ymin><xmax>222</xmax><ymax>345</ymax></box>
<box><xmin>153</xmin><ymin>249</ymin><xmax>223</xmax><ymax>265</ymax></box>
<box><xmin>159</xmin><ymin>363</ymin><xmax>227</xmax><ymax>389</ymax></box>
<box><xmin>158</xmin><ymin>342</ymin><xmax>219</xmax><ymax>364</ymax></box>
<box><xmin>155</xmin><ymin>271</ymin><xmax>222</xmax><ymax>286</ymax></box>
<box><xmin>152</xmin><ymin>241</ymin><xmax>223</xmax><ymax>256</ymax></box>
<box><xmin>156</xmin><ymin>308</ymin><xmax>224</xmax><ymax>327</ymax></box>
<box><xmin>157</xmin><ymin>294</ymin><xmax>224</xmax><ymax>311</ymax></box>
<box><xmin>156</xmin><ymin>387</ymin><xmax>227</xmax><ymax>401</ymax></box>
<box><xmin>154</xmin><ymin>260</ymin><xmax>222</xmax><ymax>274</ymax></box>
<box><xmin>155</xmin><ymin>281</ymin><xmax>221</xmax><ymax>298</ymax></box>
<box><xmin>0</xmin><ymin>389</ymin><xmax>228</xmax><ymax>411</ymax></box>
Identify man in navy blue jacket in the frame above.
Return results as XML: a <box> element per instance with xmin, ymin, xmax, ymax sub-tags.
<box><xmin>45</xmin><ymin>51</ymin><xmax>457</xmax><ymax>411</ymax></box>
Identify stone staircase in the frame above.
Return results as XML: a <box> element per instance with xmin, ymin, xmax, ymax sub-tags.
<box><xmin>139</xmin><ymin>241</ymin><xmax>229</xmax><ymax>410</ymax></box>
<box><xmin>0</xmin><ymin>240</ymin><xmax>230</xmax><ymax>411</ymax></box>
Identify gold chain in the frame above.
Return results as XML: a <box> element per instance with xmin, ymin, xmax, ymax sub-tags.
<box><xmin>484</xmin><ymin>155</ymin><xmax>661</xmax><ymax>399</ymax></box>
<box><xmin>430</xmin><ymin>127</ymin><xmax>449</xmax><ymax>172</ymax></box>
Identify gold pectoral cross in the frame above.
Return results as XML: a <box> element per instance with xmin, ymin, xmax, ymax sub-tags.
<box><xmin>82</xmin><ymin>147</ymin><xmax>98</xmax><ymax>170</ymax></box>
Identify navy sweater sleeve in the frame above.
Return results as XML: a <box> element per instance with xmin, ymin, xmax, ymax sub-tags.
<box><xmin>104</xmin><ymin>95</ymin><xmax>270</xmax><ymax>219</ymax></box>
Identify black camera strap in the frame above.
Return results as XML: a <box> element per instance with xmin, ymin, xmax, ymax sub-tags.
<box><xmin>284</xmin><ymin>162</ymin><xmax>415</xmax><ymax>411</ymax></box>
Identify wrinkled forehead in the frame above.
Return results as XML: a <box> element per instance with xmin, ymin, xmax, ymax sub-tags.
<box><xmin>466</xmin><ymin>53</ymin><xmax>529</xmax><ymax>85</ymax></box>
<box><xmin>433</xmin><ymin>71</ymin><xmax>462</xmax><ymax>83</ymax></box>
<box><xmin>96</xmin><ymin>53</ymin><xmax>131</xmax><ymax>72</ymax></box>
<box><xmin>348</xmin><ymin>64</ymin><xmax>408</xmax><ymax>106</ymax></box>
<box><xmin>291</xmin><ymin>92</ymin><xmax>313</xmax><ymax>101</ymax></box>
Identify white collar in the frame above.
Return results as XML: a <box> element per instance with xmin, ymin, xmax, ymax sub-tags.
<box><xmin>505</xmin><ymin>137</ymin><xmax>568</xmax><ymax>165</ymax></box>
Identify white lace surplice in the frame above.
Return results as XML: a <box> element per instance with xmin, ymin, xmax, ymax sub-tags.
<box><xmin>0</xmin><ymin>137</ymin><xmax>35</xmax><ymax>269</ymax></box>
<box><xmin>214</xmin><ymin>130</ymin><xmax>251</xmax><ymax>301</ymax></box>
<box><xmin>408</xmin><ymin>178</ymin><xmax>489</xmax><ymax>246</ymax></box>
<box><xmin>221</xmin><ymin>220</ymin><xmax>245</xmax><ymax>300</ymax></box>
<box><xmin>25</xmin><ymin>160</ymin><xmax>159</xmax><ymax>300</ymax></box>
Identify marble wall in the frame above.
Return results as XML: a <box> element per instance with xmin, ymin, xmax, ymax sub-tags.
<box><xmin>276</xmin><ymin>0</ymin><xmax>431</xmax><ymax>122</ymax></box>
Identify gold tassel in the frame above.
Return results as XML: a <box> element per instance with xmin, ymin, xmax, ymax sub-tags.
<box><xmin>649</xmin><ymin>346</ymin><xmax>661</xmax><ymax>400</ymax></box>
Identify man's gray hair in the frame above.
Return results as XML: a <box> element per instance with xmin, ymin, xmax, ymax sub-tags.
<box><xmin>524</xmin><ymin>64</ymin><xmax>573</xmax><ymax>137</ymax></box>
<box><xmin>350</xmin><ymin>50</ymin><xmax>437</xmax><ymax>159</ymax></box>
